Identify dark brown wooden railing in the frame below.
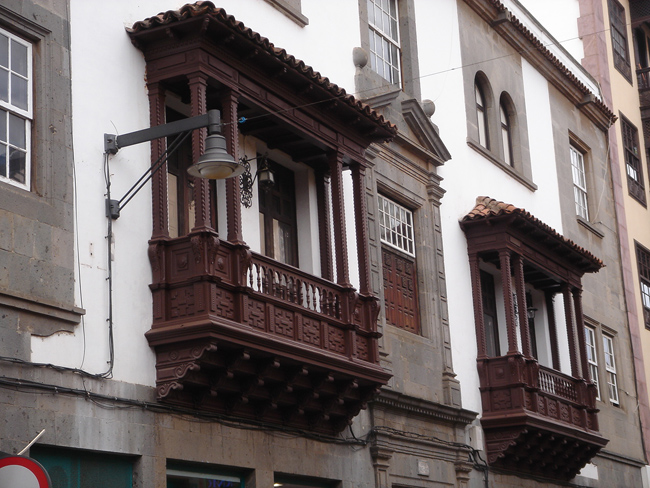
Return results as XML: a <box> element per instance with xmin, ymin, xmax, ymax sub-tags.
<box><xmin>538</xmin><ymin>365</ymin><xmax>578</xmax><ymax>402</ymax></box>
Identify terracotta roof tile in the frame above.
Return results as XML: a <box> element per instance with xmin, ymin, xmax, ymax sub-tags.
<box><xmin>128</xmin><ymin>2</ymin><xmax>397</xmax><ymax>137</ymax></box>
<box><xmin>462</xmin><ymin>196</ymin><xmax>604</xmax><ymax>269</ymax></box>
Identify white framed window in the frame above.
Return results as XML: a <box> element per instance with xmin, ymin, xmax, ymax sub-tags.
<box><xmin>585</xmin><ymin>326</ymin><xmax>600</xmax><ymax>400</ymax></box>
<box><xmin>570</xmin><ymin>146</ymin><xmax>589</xmax><ymax>220</ymax></box>
<box><xmin>368</xmin><ymin>0</ymin><xmax>400</xmax><ymax>84</ymax></box>
<box><xmin>603</xmin><ymin>334</ymin><xmax>619</xmax><ymax>405</ymax></box>
<box><xmin>0</xmin><ymin>27</ymin><xmax>32</xmax><ymax>189</ymax></box>
<box><xmin>500</xmin><ymin>102</ymin><xmax>512</xmax><ymax>166</ymax></box>
<box><xmin>475</xmin><ymin>83</ymin><xmax>488</xmax><ymax>149</ymax></box>
<box><xmin>378</xmin><ymin>194</ymin><xmax>414</xmax><ymax>256</ymax></box>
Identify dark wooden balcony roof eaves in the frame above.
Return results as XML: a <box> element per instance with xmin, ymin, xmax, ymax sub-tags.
<box><xmin>460</xmin><ymin>196</ymin><xmax>603</xmax><ymax>274</ymax></box>
<box><xmin>127</xmin><ymin>1</ymin><xmax>397</xmax><ymax>143</ymax></box>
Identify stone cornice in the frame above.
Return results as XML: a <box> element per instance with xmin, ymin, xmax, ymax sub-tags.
<box><xmin>373</xmin><ymin>389</ymin><xmax>477</xmax><ymax>425</ymax></box>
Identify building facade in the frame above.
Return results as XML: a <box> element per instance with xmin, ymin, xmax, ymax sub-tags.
<box><xmin>0</xmin><ymin>1</ymin><xmax>647</xmax><ymax>487</ymax></box>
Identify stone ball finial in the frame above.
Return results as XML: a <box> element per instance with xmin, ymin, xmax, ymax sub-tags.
<box><xmin>353</xmin><ymin>47</ymin><xmax>368</xmax><ymax>68</ymax></box>
<box><xmin>422</xmin><ymin>99</ymin><xmax>435</xmax><ymax>118</ymax></box>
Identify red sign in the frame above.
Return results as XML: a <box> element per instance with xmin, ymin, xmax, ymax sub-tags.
<box><xmin>0</xmin><ymin>455</ymin><xmax>51</xmax><ymax>488</ymax></box>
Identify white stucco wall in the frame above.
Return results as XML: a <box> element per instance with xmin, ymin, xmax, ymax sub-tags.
<box><xmin>31</xmin><ymin>0</ymin><xmax>365</xmax><ymax>385</ymax></box>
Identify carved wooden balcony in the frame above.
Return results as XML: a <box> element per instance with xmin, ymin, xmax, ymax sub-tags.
<box><xmin>145</xmin><ymin>230</ymin><xmax>391</xmax><ymax>434</ymax></box>
<box><xmin>478</xmin><ymin>354</ymin><xmax>607</xmax><ymax>480</ymax></box>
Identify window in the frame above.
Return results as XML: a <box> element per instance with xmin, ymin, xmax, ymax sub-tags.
<box><xmin>621</xmin><ymin>116</ymin><xmax>646</xmax><ymax>204</ymax></box>
<box><xmin>608</xmin><ymin>0</ymin><xmax>632</xmax><ymax>80</ymax></box>
<box><xmin>585</xmin><ymin>326</ymin><xmax>601</xmax><ymax>400</ymax></box>
<box><xmin>378</xmin><ymin>194</ymin><xmax>414</xmax><ymax>256</ymax></box>
<box><xmin>636</xmin><ymin>243</ymin><xmax>650</xmax><ymax>329</ymax></box>
<box><xmin>500</xmin><ymin>101</ymin><xmax>512</xmax><ymax>166</ymax></box>
<box><xmin>0</xmin><ymin>27</ymin><xmax>31</xmax><ymax>189</ymax></box>
<box><xmin>30</xmin><ymin>446</ymin><xmax>133</xmax><ymax>488</ymax></box>
<box><xmin>378</xmin><ymin>194</ymin><xmax>419</xmax><ymax>333</ymax></box>
<box><xmin>570</xmin><ymin>145</ymin><xmax>589</xmax><ymax>219</ymax></box>
<box><xmin>475</xmin><ymin>82</ymin><xmax>488</xmax><ymax>149</ymax></box>
<box><xmin>259</xmin><ymin>160</ymin><xmax>298</xmax><ymax>267</ymax></box>
<box><xmin>480</xmin><ymin>270</ymin><xmax>500</xmax><ymax>357</ymax></box>
<box><xmin>367</xmin><ymin>0</ymin><xmax>400</xmax><ymax>84</ymax></box>
<box><xmin>603</xmin><ymin>334</ymin><xmax>619</xmax><ymax>405</ymax></box>
<box><xmin>168</xmin><ymin>467</ymin><xmax>244</xmax><ymax>488</ymax></box>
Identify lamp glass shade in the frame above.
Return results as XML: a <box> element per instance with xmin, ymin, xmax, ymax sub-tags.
<box><xmin>187</xmin><ymin>133</ymin><xmax>244</xmax><ymax>179</ymax></box>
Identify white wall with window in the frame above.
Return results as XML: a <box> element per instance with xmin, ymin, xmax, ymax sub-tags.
<box><xmin>0</xmin><ymin>27</ymin><xmax>31</xmax><ymax>189</ymax></box>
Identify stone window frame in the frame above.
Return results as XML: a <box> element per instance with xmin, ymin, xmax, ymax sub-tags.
<box><xmin>608</xmin><ymin>0</ymin><xmax>632</xmax><ymax>82</ymax></box>
<box><xmin>475</xmin><ymin>79</ymin><xmax>489</xmax><ymax>150</ymax></box>
<box><xmin>499</xmin><ymin>93</ymin><xmax>516</xmax><ymax>168</ymax></box>
<box><xmin>466</xmin><ymin>73</ymin><xmax>535</xmax><ymax>190</ymax></box>
<box><xmin>357</xmin><ymin>0</ymin><xmax>421</xmax><ymax>99</ymax></box>
<box><xmin>262</xmin><ymin>0</ymin><xmax>308</xmax><ymax>27</ymax></box>
<box><xmin>0</xmin><ymin>25</ymin><xmax>32</xmax><ymax>190</ymax></box>
<box><xmin>376</xmin><ymin>188</ymin><xmax>422</xmax><ymax>336</ymax></box>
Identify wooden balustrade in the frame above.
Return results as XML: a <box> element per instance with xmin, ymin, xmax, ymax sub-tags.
<box><xmin>538</xmin><ymin>365</ymin><xmax>578</xmax><ymax>402</ymax></box>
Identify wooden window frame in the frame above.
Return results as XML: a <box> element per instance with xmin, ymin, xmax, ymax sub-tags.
<box><xmin>367</xmin><ymin>0</ymin><xmax>401</xmax><ymax>85</ymax></box>
<box><xmin>602</xmin><ymin>333</ymin><xmax>619</xmax><ymax>405</ymax></box>
<box><xmin>621</xmin><ymin>115</ymin><xmax>646</xmax><ymax>205</ymax></box>
<box><xmin>608</xmin><ymin>0</ymin><xmax>632</xmax><ymax>81</ymax></box>
<box><xmin>258</xmin><ymin>160</ymin><xmax>299</xmax><ymax>267</ymax></box>
<box><xmin>585</xmin><ymin>325</ymin><xmax>601</xmax><ymax>401</ymax></box>
<box><xmin>0</xmin><ymin>26</ymin><xmax>32</xmax><ymax>190</ymax></box>
<box><xmin>570</xmin><ymin>145</ymin><xmax>589</xmax><ymax>220</ymax></box>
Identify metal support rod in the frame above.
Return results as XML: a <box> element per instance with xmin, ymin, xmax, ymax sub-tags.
<box><xmin>104</xmin><ymin>109</ymin><xmax>221</xmax><ymax>154</ymax></box>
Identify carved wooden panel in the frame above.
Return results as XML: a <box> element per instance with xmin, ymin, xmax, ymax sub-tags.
<box><xmin>301</xmin><ymin>317</ymin><xmax>321</xmax><ymax>346</ymax></box>
<box><xmin>247</xmin><ymin>298</ymin><xmax>266</xmax><ymax>330</ymax></box>
<box><xmin>355</xmin><ymin>335</ymin><xmax>369</xmax><ymax>361</ymax></box>
<box><xmin>327</xmin><ymin>325</ymin><xmax>346</xmax><ymax>354</ymax></box>
<box><xmin>382</xmin><ymin>247</ymin><xmax>420</xmax><ymax>334</ymax></box>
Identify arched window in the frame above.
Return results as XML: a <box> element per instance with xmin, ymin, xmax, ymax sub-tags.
<box><xmin>500</xmin><ymin>101</ymin><xmax>513</xmax><ymax>167</ymax></box>
<box><xmin>475</xmin><ymin>83</ymin><xmax>488</xmax><ymax>149</ymax></box>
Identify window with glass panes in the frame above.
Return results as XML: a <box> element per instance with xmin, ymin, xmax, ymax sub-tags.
<box><xmin>622</xmin><ymin>116</ymin><xmax>645</xmax><ymax>204</ymax></box>
<box><xmin>603</xmin><ymin>334</ymin><xmax>619</xmax><ymax>404</ymax></box>
<box><xmin>608</xmin><ymin>0</ymin><xmax>632</xmax><ymax>80</ymax></box>
<box><xmin>368</xmin><ymin>0</ymin><xmax>400</xmax><ymax>85</ymax></box>
<box><xmin>0</xmin><ymin>27</ymin><xmax>31</xmax><ymax>189</ymax></box>
<box><xmin>475</xmin><ymin>83</ymin><xmax>488</xmax><ymax>149</ymax></box>
<box><xmin>585</xmin><ymin>326</ymin><xmax>600</xmax><ymax>400</ymax></box>
<box><xmin>636</xmin><ymin>243</ymin><xmax>650</xmax><ymax>329</ymax></box>
<box><xmin>500</xmin><ymin>101</ymin><xmax>512</xmax><ymax>166</ymax></box>
<box><xmin>378</xmin><ymin>194</ymin><xmax>419</xmax><ymax>333</ymax></box>
<box><xmin>570</xmin><ymin>146</ymin><xmax>589</xmax><ymax>219</ymax></box>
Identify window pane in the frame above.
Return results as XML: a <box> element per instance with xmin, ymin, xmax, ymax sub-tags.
<box><xmin>0</xmin><ymin>109</ymin><xmax>6</xmax><ymax>142</ymax></box>
<box><xmin>10</xmin><ymin>39</ymin><xmax>28</xmax><ymax>77</ymax></box>
<box><xmin>0</xmin><ymin>68</ymin><xmax>7</xmax><ymax>102</ymax></box>
<box><xmin>0</xmin><ymin>34</ymin><xmax>7</xmax><ymax>68</ymax></box>
<box><xmin>11</xmin><ymin>73</ymin><xmax>28</xmax><ymax>110</ymax></box>
<box><xmin>9</xmin><ymin>147</ymin><xmax>25</xmax><ymax>184</ymax></box>
<box><xmin>0</xmin><ymin>144</ymin><xmax>6</xmax><ymax>177</ymax></box>
<box><xmin>8</xmin><ymin>113</ymin><xmax>25</xmax><ymax>148</ymax></box>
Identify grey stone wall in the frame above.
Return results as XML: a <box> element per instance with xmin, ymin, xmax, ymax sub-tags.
<box><xmin>0</xmin><ymin>1</ymin><xmax>80</xmax><ymax>359</ymax></box>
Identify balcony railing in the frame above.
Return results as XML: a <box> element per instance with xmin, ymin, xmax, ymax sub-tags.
<box><xmin>637</xmin><ymin>66</ymin><xmax>650</xmax><ymax>91</ymax></box>
<box><xmin>477</xmin><ymin>354</ymin><xmax>606</xmax><ymax>480</ymax></box>
<box><xmin>145</xmin><ymin>230</ymin><xmax>390</xmax><ymax>434</ymax></box>
<box><xmin>538</xmin><ymin>365</ymin><xmax>578</xmax><ymax>402</ymax></box>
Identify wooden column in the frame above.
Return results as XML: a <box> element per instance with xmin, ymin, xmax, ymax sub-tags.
<box><xmin>147</xmin><ymin>82</ymin><xmax>168</xmax><ymax>239</ymax></box>
<box><xmin>562</xmin><ymin>284</ymin><xmax>581</xmax><ymax>378</ymax></box>
<box><xmin>499</xmin><ymin>250</ymin><xmax>519</xmax><ymax>355</ymax></box>
<box><xmin>329</xmin><ymin>151</ymin><xmax>351</xmax><ymax>287</ymax></box>
<box><xmin>316</xmin><ymin>168</ymin><xmax>333</xmax><ymax>282</ymax></box>
<box><xmin>468</xmin><ymin>253</ymin><xmax>488</xmax><ymax>359</ymax></box>
<box><xmin>573</xmin><ymin>287</ymin><xmax>591</xmax><ymax>382</ymax></box>
<box><xmin>219</xmin><ymin>90</ymin><xmax>244</xmax><ymax>244</ymax></box>
<box><xmin>513</xmin><ymin>254</ymin><xmax>532</xmax><ymax>358</ymax></box>
<box><xmin>545</xmin><ymin>291</ymin><xmax>561</xmax><ymax>370</ymax></box>
<box><xmin>351</xmin><ymin>162</ymin><xmax>371</xmax><ymax>295</ymax></box>
<box><xmin>188</xmin><ymin>73</ymin><xmax>212</xmax><ymax>231</ymax></box>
